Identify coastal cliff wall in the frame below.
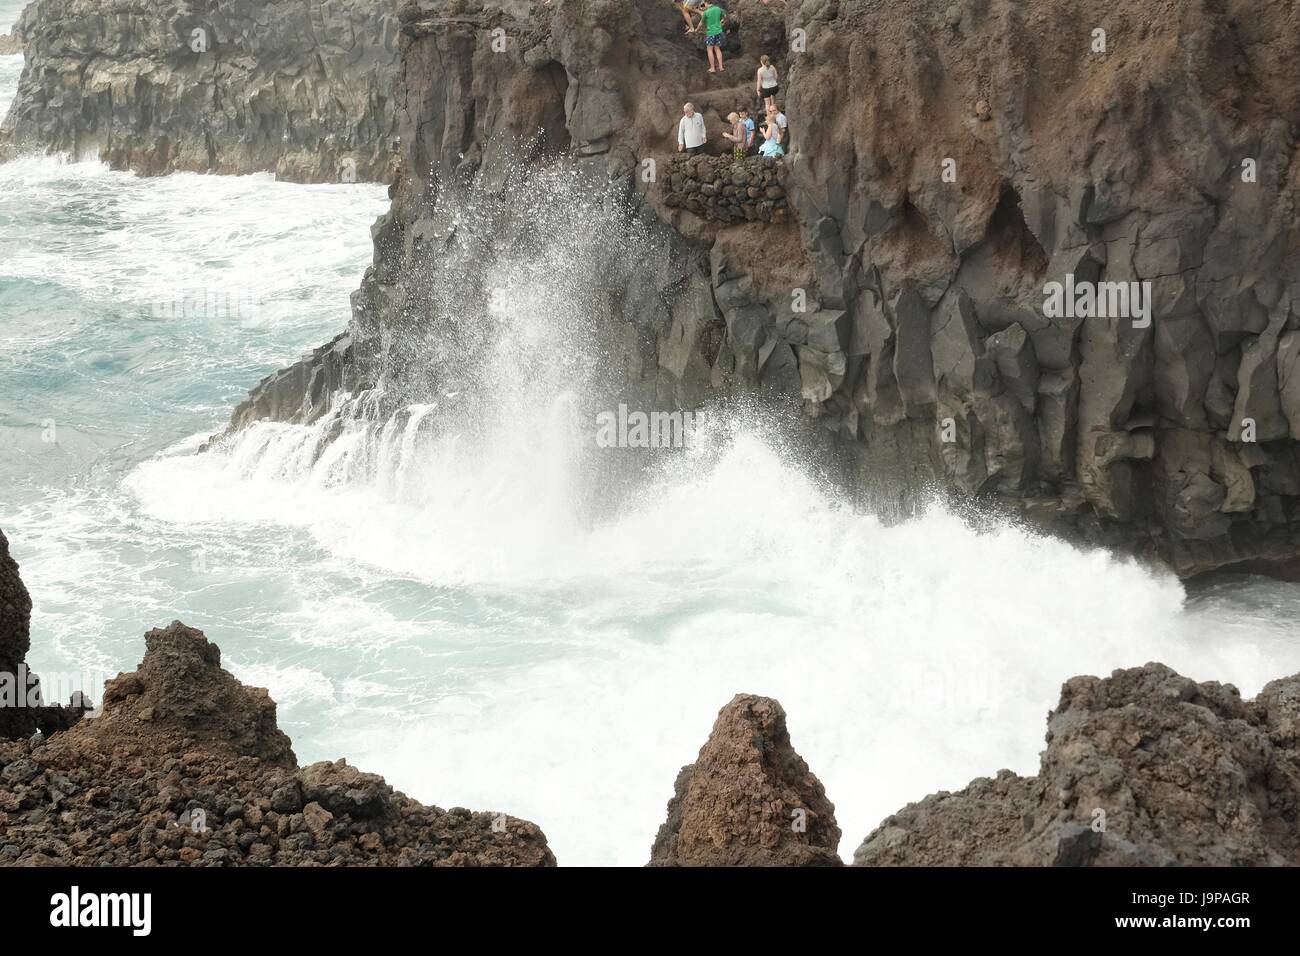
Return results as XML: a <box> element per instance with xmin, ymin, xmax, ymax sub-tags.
<box><xmin>11</xmin><ymin>0</ymin><xmax>1300</xmax><ymax>577</ymax></box>
<box><xmin>1</xmin><ymin>0</ymin><xmax>401</xmax><ymax>181</ymax></box>
<box><xmin>217</xmin><ymin>0</ymin><xmax>1300</xmax><ymax>579</ymax></box>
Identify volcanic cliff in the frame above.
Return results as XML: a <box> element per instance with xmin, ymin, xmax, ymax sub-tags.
<box><xmin>210</xmin><ymin>0</ymin><xmax>1300</xmax><ymax>580</ymax></box>
<box><xmin>6</xmin><ymin>0</ymin><xmax>1300</xmax><ymax>576</ymax></box>
<box><xmin>1</xmin><ymin>0</ymin><xmax>402</xmax><ymax>181</ymax></box>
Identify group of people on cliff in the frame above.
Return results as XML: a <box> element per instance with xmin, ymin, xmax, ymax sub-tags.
<box><xmin>672</xmin><ymin>2</ymin><xmax>787</xmax><ymax>159</ymax></box>
<box><xmin>676</xmin><ymin>63</ymin><xmax>788</xmax><ymax>160</ymax></box>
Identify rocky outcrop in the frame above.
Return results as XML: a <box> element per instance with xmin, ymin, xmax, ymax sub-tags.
<box><xmin>0</xmin><ymin>33</ymin><xmax>20</xmax><ymax>56</ymax></box>
<box><xmin>1</xmin><ymin>0</ymin><xmax>400</xmax><ymax>181</ymax></box>
<box><xmin>855</xmin><ymin>663</ymin><xmax>1300</xmax><ymax>866</ymax></box>
<box><xmin>649</xmin><ymin>694</ymin><xmax>842</xmax><ymax>866</ymax></box>
<box><xmin>0</xmin><ymin>529</ymin><xmax>87</xmax><ymax>740</ymax></box>
<box><xmin>0</xmin><ymin>620</ymin><xmax>555</xmax><ymax>866</ymax></box>
<box><xmin>216</xmin><ymin>0</ymin><xmax>1300</xmax><ymax>580</ymax></box>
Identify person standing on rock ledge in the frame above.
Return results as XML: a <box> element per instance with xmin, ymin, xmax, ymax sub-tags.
<box><xmin>723</xmin><ymin>112</ymin><xmax>748</xmax><ymax>160</ymax></box>
<box><xmin>755</xmin><ymin>56</ymin><xmax>780</xmax><ymax>110</ymax></box>
<box><xmin>675</xmin><ymin>0</ymin><xmax>705</xmax><ymax>33</ymax></box>
<box><xmin>678</xmin><ymin>102</ymin><xmax>708</xmax><ymax>155</ymax></box>
<box><xmin>759</xmin><ymin>113</ymin><xmax>785</xmax><ymax>159</ymax></box>
<box><xmin>700</xmin><ymin>1</ymin><xmax>726</xmax><ymax>73</ymax></box>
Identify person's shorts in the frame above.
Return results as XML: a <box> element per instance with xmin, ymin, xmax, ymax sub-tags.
<box><xmin>761</xmin><ymin>84</ymin><xmax>780</xmax><ymax>97</ymax></box>
<box><xmin>684</xmin><ymin>145</ymin><xmax>704</xmax><ymax>155</ymax></box>
<box><xmin>705</xmin><ymin>34</ymin><xmax>723</xmax><ymax>46</ymax></box>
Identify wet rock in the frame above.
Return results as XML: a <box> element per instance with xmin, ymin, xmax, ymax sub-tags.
<box><xmin>649</xmin><ymin>694</ymin><xmax>842</xmax><ymax>866</ymax></box>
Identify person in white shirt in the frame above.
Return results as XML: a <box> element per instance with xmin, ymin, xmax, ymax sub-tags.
<box><xmin>677</xmin><ymin>102</ymin><xmax>707</xmax><ymax>154</ymax></box>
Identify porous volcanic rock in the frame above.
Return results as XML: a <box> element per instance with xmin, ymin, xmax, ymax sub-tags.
<box><xmin>854</xmin><ymin>663</ymin><xmax>1300</xmax><ymax>866</ymax></box>
<box><xmin>0</xmin><ymin>620</ymin><xmax>555</xmax><ymax>866</ymax></box>
<box><xmin>649</xmin><ymin>694</ymin><xmax>842</xmax><ymax>866</ymax></box>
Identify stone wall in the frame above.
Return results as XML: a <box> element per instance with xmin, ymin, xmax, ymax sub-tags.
<box><xmin>663</xmin><ymin>155</ymin><xmax>789</xmax><ymax>224</ymax></box>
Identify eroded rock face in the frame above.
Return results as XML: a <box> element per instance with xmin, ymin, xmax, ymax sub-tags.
<box><xmin>855</xmin><ymin>664</ymin><xmax>1300</xmax><ymax>866</ymax></box>
<box><xmin>219</xmin><ymin>0</ymin><xmax>1300</xmax><ymax>579</ymax></box>
<box><xmin>1</xmin><ymin>0</ymin><xmax>400</xmax><ymax>181</ymax></box>
<box><xmin>0</xmin><ymin>620</ymin><xmax>555</xmax><ymax>866</ymax></box>
<box><xmin>649</xmin><ymin>694</ymin><xmax>842</xmax><ymax>866</ymax></box>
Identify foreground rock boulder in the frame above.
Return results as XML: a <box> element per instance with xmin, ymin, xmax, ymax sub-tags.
<box><xmin>855</xmin><ymin>663</ymin><xmax>1300</xmax><ymax>866</ymax></box>
<box><xmin>650</xmin><ymin>694</ymin><xmax>842</xmax><ymax>866</ymax></box>
<box><xmin>0</xmin><ymin>621</ymin><xmax>555</xmax><ymax>866</ymax></box>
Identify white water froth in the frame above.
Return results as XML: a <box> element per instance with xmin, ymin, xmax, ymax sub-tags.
<box><xmin>4</xmin><ymin>123</ymin><xmax>1291</xmax><ymax>864</ymax></box>
<box><xmin>124</xmin><ymin>394</ymin><xmax>1300</xmax><ymax>865</ymax></box>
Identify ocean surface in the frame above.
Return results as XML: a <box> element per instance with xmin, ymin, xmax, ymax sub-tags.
<box><xmin>3</xmin><ymin>11</ymin><xmax>1300</xmax><ymax>865</ymax></box>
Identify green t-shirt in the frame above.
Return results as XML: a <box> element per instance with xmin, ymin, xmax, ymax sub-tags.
<box><xmin>702</xmin><ymin>5</ymin><xmax>724</xmax><ymax>36</ymax></box>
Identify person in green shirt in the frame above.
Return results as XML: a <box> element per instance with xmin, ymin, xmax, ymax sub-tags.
<box><xmin>700</xmin><ymin>1</ymin><xmax>726</xmax><ymax>74</ymax></box>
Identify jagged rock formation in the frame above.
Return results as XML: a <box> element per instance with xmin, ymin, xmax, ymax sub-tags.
<box><xmin>855</xmin><ymin>663</ymin><xmax>1300</xmax><ymax>866</ymax></box>
<box><xmin>1</xmin><ymin>0</ymin><xmax>400</xmax><ymax>181</ymax></box>
<box><xmin>0</xmin><ymin>529</ymin><xmax>85</xmax><ymax>740</ymax></box>
<box><xmin>649</xmin><ymin>694</ymin><xmax>842</xmax><ymax>866</ymax></box>
<box><xmin>0</xmin><ymin>620</ymin><xmax>555</xmax><ymax>865</ymax></box>
<box><xmin>217</xmin><ymin>0</ymin><xmax>1300</xmax><ymax>579</ymax></box>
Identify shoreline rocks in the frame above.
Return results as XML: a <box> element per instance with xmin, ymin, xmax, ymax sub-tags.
<box><xmin>8</xmin><ymin>525</ymin><xmax>1300</xmax><ymax>866</ymax></box>
<box><xmin>1</xmin><ymin>527</ymin><xmax>553</xmax><ymax>866</ymax></box>
<box><xmin>0</xmin><ymin>620</ymin><xmax>555</xmax><ymax>866</ymax></box>
<box><xmin>649</xmin><ymin>694</ymin><xmax>842</xmax><ymax>866</ymax></box>
<box><xmin>854</xmin><ymin>664</ymin><xmax>1300</xmax><ymax>866</ymax></box>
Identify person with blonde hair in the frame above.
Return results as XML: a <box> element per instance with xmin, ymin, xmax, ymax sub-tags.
<box><xmin>722</xmin><ymin>111</ymin><xmax>748</xmax><ymax>160</ymax></box>
<box><xmin>755</xmin><ymin>55</ymin><xmax>780</xmax><ymax>110</ymax></box>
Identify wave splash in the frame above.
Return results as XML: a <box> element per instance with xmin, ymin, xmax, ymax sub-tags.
<box><xmin>122</xmin><ymin>168</ymin><xmax>1300</xmax><ymax>865</ymax></box>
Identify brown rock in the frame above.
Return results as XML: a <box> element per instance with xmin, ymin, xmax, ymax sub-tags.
<box><xmin>649</xmin><ymin>694</ymin><xmax>842</xmax><ymax>866</ymax></box>
<box><xmin>855</xmin><ymin>664</ymin><xmax>1300</xmax><ymax>866</ymax></box>
<box><xmin>0</xmin><ymin>620</ymin><xmax>555</xmax><ymax>867</ymax></box>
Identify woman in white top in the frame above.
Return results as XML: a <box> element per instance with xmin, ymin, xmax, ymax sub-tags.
<box><xmin>755</xmin><ymin>56</ymin><xmax>780</xmax><ymax>110</ymax></box>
